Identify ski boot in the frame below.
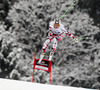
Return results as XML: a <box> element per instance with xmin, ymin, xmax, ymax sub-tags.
<box><xmin>38</xmin><ymin>52</ymin><xmax>45</xmax><ymax>64</ymax></box>
<box><xmin>49</xmin><ymin>51</ymin><xmax>54</xmax><ymax>61</ymax></box>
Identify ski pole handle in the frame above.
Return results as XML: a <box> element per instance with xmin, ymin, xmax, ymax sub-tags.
<box><xmin>74</xmin><ymin>38</ymin><xmax>78</xmax><ymax>43</ymax></box>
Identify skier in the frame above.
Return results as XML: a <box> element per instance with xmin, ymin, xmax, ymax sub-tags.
<box><xmin>38</xmin><ymin>18</ymin><xmax>78</xmax><ymax>63</ymax></box>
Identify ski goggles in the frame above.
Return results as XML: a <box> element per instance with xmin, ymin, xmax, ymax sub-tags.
<box><xmin>54</xmin><ymin>23</ymin><xmax>60</xmax><ymax>27</ymax></box>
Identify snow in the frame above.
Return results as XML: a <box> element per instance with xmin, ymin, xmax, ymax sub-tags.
<box><xmin>0</xmin><ymin>79</ymin><xmax>95</xmax><ymax>90</ymax></box>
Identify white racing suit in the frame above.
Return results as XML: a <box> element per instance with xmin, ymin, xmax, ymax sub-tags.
<box><xmin>42</xmin><ymin>21</ymin><xmax>75</xmax><ymax>53</ymax></box>
<box><xmin>39</xmin><ymin>21</ymin><xmax>75</xmax><ymax>62</ymax></box>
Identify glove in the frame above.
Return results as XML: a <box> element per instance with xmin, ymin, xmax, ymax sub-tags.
<box><xmin>73</xmin><ymin>38</ymin><xmax>78</xmax><ymax>43</ymax></box>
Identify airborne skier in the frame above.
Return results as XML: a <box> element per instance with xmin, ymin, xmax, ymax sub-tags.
<box><xmin>38</xmin><ymin>18</ymin><xmax>78</xmax><ymax>63</ymax></box>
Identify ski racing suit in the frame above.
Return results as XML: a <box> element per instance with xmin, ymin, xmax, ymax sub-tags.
<box><xmin>42</xmin><ymin>21</ymin><xmax>75</xmax><ymax>53</ymax></box>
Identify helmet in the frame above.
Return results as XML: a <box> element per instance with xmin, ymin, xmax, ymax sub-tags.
<box><xmin>54</xmin><ymin>18</ymin><xmax>60</xmax><ymax>28</ymax></box>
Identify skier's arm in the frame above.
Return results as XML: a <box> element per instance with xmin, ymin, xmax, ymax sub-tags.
<box><xmin>48</xmin><ymin>22</ymin><xmax>53</xmax><ymax>36</ymax></box>
<box><xmin>48</xmin><ymin>27</ymin><xmax>52</xmax><ymax>36</ymax></box>
<box><xmin>61</xmin><ymin>25</ymin><xmax>75</xmax><ymax>39</ymax></box>
<box><xmin>65</xmin><ymin>31</ymin><xmax>75</xmax><ymax>39</ymax></box>
<box><xmin>48</xmin><ymin>23</ymin><xmax>53</xmax><ymax>40</ymax></box>
<box><xmin>65</xmin><ymin>31</ymin><xmax>78</xmax><ymax>42</ymax></box>
<box><xmin>62</xmin><ymin>25</ymin><xmax>78</xmax><ymax>42</ymax></box>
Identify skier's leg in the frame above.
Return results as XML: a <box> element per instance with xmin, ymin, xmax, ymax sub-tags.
<box><xmin>38</xmin><ymin>39</ymin><xmax>51</xmax><ymax>63</ymax></box>
<box><xmin>49</xmin><ymin>38</ymin><xmax>57</xmax><ymax>61</ymax></box>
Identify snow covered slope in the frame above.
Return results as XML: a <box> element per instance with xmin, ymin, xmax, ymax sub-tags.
<box><xmin>0</xmin><ymin>79</ymin><xmax>96</xmax><ymax>90</ymax></box>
